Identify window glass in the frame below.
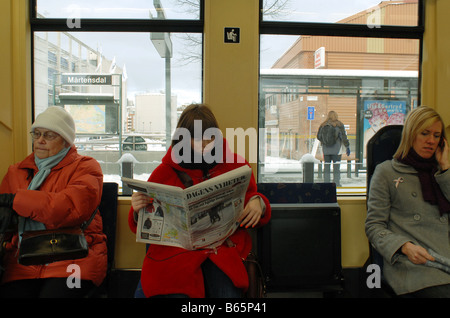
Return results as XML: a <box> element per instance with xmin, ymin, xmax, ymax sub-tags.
<box><xmin>258</xmin><ymin>0</ymin><xmax>423</xmax><ymax>195</ymax></box>
<box><xmin>36</xmin><ymin>0</ymin><xmax>201</xmax><ymax>20</ymax></box>
<box><xmin>34</xmin><ymin>31</ymin><xmax>202</xmax><ymax>188</ymax></box>
<box><xmin>262</xmin><ymin>0</ymin><xmax>419</xmax><ymax>26</ymax></box>
<box><xmin>259</xmin><ymin>2</ymin><xmax>421</xmax><ymax>194</ymax></box>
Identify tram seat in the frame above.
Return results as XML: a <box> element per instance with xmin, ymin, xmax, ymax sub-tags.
<box><xmin>257</xmin><ymin>183</ymin><xmax>342</xmax><ymax>295</ymax></box>
<box><xmin>88</xmin><ymin>182</ymin><xmax>118</xmax><ymax>297</ymax></box>
<box><xmin>366</xmin><ymin>124</ymin><xmax>403</xmax><ymax>297</ymax></box>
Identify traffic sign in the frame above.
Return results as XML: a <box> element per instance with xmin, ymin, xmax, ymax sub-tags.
<box><xmin>307</xmin><ymin>106</ymin><xmax>315</xmax><ymax>120</ymax></box>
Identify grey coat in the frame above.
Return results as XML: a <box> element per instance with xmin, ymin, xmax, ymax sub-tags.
<box><xmin>365</xmin><ymin>159</ymin><xmax>450</xmax><ymax>295</ymax></box>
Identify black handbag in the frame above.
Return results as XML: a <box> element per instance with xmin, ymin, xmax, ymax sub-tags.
<box><xmin>18</xmin><ymin>207</ymin><xmax>98</xmax><ymax>266</ymax></box>
<box><xmin>243</xmin><ymin>252</ymin><xmax>266</xmax><ymax>298</ymax></box>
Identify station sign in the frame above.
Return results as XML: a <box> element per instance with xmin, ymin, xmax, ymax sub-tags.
<box><xmin>61</xmin><ymin>74</ymin><xmax>112</xmax><ymax>85</ymax></box>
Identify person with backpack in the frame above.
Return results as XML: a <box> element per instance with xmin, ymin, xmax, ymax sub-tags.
<box><xmin>317</xmin><ymin>110</ymin><xmax>350</xmax><ymax>187</ymax></box>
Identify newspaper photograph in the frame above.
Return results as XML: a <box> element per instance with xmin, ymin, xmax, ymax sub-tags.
<box><xmin>122</xmin><ymin>165</ymin><xmax>252</xmax><ymax>250</ymax></box>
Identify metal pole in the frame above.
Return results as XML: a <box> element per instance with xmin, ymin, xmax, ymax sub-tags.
<box><xmin>119</xmin><ymin>74</ymin><xmax>123</xmax><ymax>157</ymax></box>
<box><xmin>165</xmin><ymin>54</ymin><xmax>171</xmax><ymax>150</ymax></box>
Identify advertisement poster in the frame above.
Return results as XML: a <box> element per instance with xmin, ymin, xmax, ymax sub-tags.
<box><xmin>363</xmin><ymin>100</ymin><xmax>406</xmax><ymax>156</ymax></box>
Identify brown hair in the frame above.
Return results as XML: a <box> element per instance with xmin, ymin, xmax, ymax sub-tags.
<box><xmin>172</xmin><ymin>104</ymin><xmax>219</xmax><ymax>147</ymax></box>
<box><xmin>320</xmin><ymin>110</ymin><xmax>342</xmax><ymax>128</ymax></box>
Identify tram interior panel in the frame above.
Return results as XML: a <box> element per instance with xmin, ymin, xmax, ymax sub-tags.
<box><xmin>257</xmin><ymin>183</ymin><xmax>342</xmax><ymax>293</ymax></box>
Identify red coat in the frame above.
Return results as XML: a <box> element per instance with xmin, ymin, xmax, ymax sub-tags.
<box><xmin>0</xmin><ymin>146</ymin><xmax>107</xmax><ymax>286</ymax></box>
<box><xmin>128</xmin><ymin>139</ymin><xmax>271</xmax><ymax>298</ymax></box>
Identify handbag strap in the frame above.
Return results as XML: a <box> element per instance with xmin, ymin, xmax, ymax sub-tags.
<box><xmin>81</xmin><ymin>206</ymin><xmax>99</xmax><ymax>231</ymax></box>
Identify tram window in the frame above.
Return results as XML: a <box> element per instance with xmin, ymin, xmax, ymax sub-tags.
<box><xmin>35</xmin><ymin>0</ymin><xmax>201</xmax><ymax>20</ymax></box>
<box><xmin>261</xmin><ymin>0</ymin><xmax>420</xmax><ymax>26</ymax></box>
<box><xmin>258</xmin><ymin>0</ymin><xmax>423</xmax><ymax>195</ymax></box>
<box><xmin>31</xmin><ymin>1</ymin><xmax>204</xmax><ymax>193</ymax></box>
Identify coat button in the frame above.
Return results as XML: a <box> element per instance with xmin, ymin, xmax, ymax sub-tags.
<box><xmin>411</xmin><ymin>192</ymin><xmax>417</xmax><ymax>197</ymax></box>
<box><xmin>413</xmin><ymin>214</ymin><xmax>421</xmax><ymax>221</ymax></box>
<box><xmin>440</xmin><ymin>216</ymin><xmax>447</xmax><ymax>223</ymax></box>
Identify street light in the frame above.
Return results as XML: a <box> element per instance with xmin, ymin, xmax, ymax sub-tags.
<box><xmin>150</xmin><ymin>0</ymin><xmax>173</xmax><ymax>150</ymax></box>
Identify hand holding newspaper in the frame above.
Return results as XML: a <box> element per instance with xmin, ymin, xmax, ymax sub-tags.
<box><xmin>122</xmin><ymin>165</ymin><xmax>252</xmax><ymax>250</ymax></box>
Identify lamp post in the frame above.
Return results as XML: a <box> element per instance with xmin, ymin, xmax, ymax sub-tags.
<box><xmin>150</xmin><ymin>0</ymin><xmax>173</xmax><ymax>150</ymax></box>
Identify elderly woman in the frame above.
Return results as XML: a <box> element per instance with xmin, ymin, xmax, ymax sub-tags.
<box><xmin>366</xmin><ymin>106</ymin><xmax>450</xmax><ymax>297</ymax></box>
<box><xmin>129</xmin><ymin>104</ymin><xmax>271</xmax><ymax>298</ymax></box>
<box><xmin>0</xmin><ymin>106</ymin><xmax>106</xmax><ymax>298</ymax></box>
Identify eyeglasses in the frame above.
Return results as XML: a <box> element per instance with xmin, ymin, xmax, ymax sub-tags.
<box><xmin>30</xmin><ymin>131</ymin><xmax>60</xmax><ymax>141</ymax></box>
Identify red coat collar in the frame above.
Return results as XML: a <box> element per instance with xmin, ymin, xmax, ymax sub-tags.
<box><xmin>18</xmin><ymin>145</ymin><xmax>78</xmax><ymax>172</ymax></box>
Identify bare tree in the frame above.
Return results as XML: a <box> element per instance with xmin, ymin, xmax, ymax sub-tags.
<box><xmin>172</xmin><ymin>0</ymin><xmax>292</xmax><ymax>66</ymax></box>
<box><xmin>262</xmin><ymin>0</ymin><xmax>291</xmax><ymax>19</ymax></box>
<box><xmin>173</xmin><ymin>0</ymin><xmax>291</xmax><ymax>18</ymax></box>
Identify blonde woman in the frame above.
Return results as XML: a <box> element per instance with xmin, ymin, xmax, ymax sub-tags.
<box><xmin>366</xmin><ymin>106</ymin><xmax>450</xmax><ymax>297</ymax></box>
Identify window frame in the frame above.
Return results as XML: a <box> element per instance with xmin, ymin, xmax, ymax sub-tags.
<box><xmin>29</xmin><ymin>1</ymin><xmax>205</xmax><ymax>195</ymax></box>
<box><xmin>29</xmin><ymin>0</ymin><xmax>205</xmax><ymax>119</ymax></box>
<box><xmin>258</xmin><ymin>0</ymin><xmax>425</xmax><ymax>194</ymax></box>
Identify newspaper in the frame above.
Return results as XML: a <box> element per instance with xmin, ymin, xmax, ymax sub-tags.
<box><xmin>122</xmin><ymin>165</ymin><xmax>252</xmax><ymax>250</ymax></box>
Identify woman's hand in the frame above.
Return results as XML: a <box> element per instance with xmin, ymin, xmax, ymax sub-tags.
<box><xmin>435</xmin><ymin>138</ymin><xmax>450</xmax><ymax>171</ymax></box>
<box><xmin>238</xmin><ymin>197</ymin><xmax>263</xmax><ymax>229</ymax></box>
<box><xmin>131</xmin><ymin>192</ymin><xmax>153</xmax><ymax>212</ymax></box>
<box><xmin>401</xmin><ymin>242</ymin><xmax>435</xmax><ymax>265</ymax></box>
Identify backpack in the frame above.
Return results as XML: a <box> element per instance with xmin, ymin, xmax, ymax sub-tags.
<box><xmin>319</xmin><ymin>124</ymin><xmax>339</xmax><ymax>146</ymax></box>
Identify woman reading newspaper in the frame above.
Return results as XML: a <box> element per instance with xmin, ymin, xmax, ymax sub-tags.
<box><xmin>128</xmin><ymin>104</ymin><xmax>271</xmax><ymax>298</ymax></box>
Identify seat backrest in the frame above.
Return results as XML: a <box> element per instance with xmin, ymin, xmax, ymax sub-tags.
<box><xmin>99</xmin><ymin>182</ymin><xmax>118</xmax><ymax>271</ymax></box>
<box><xmin>366</xmin><ymin>124</ymin><xmax>403</xmax><ymax>285</ymax></box>
<box><xmin>257</xmin><ymin>182</ymin><xmax>337</xmax><ymax>204</ymax></box>
<box><xmin>366</xmin><ymin>125</ymin><xmax>403</xmax><ymax>195</ymax></box>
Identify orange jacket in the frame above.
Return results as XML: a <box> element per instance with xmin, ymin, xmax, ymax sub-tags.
<box><xmin>0</xmin><ymin>146</ymin><xmax>107</xmax><ymax>286</ymax></box>
<box><xmin>128</xmin><ymin>139</ymin><xmax>271</xmax><ymax>298</ymax></box>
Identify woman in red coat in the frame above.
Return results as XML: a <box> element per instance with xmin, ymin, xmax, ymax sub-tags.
<box><xmin>0</xmin><ymin>107</ymin><xmax>106</xmax><ymax>298</ymax></box>
<box><xmin>129</xmin><ymin>104</ymin><xmax>271</xmax><ymax>298</ymax></box>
